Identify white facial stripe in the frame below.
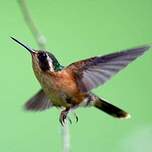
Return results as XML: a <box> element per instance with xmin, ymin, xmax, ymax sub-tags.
<box><xmin>46</xmin><ymin>54</ymin><xmax>54</xmax><ymax>71</ymax></box>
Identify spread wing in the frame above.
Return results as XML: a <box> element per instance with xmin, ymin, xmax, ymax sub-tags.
<box><xmin>25</xmin><ymin>89</ymin><xmax>53</xmax><ymax>111</ymax></box>
<box><xmin>65</xmin><ymin>45</ymin><xmax>151</xmax><ymax>92</ymax></box>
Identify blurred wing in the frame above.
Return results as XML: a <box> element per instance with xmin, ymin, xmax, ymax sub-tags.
<box><xmin>25</xmin><ymin>89</ymin><xmax>53</xmax><ymax>111</ymax></box>
<box><xmin>66</xmin><ymin>45</ymin><xmax>151</xmax><ymax>92</ymax></box>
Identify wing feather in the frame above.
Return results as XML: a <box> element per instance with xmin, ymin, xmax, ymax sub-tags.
<box><xmin>25</xmin><ymin>89</ymin><xmax>53</xmax><ymax>111</ymax></box>
<box><xmin>66</xmin><ymin>45</ymin><xmax>151</xmax><ymax>92</ymax></box>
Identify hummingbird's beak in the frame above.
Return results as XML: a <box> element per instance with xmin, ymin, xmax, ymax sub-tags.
<box><xmin>11</xmin><ymin>37</ymin><xmax>35</xmax><ymax>54</ymax></box>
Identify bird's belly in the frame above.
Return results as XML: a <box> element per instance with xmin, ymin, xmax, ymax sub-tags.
<box><xmin>43</xmin><ymin>87</ymin><xmax>68</xmax><ymax>107</ymax></box>
<box><xmin>39</xmin><ymin>75</ymin><xmax>68</xmax><ymax>107</ymax></box>
<box><xmin>34</xmin><ymin>69</ymin><xmax>86</xmax><ymax>107</ymax></box>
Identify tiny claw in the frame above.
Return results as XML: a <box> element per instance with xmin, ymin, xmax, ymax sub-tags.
<box><xmin>74</xmin><ymin>112</ymin><xmax>79</xmax><ymax>123</ymax></box>
<box><xmin>59</xmin><ymin>108</ymin><xmax>69</xmax><ymax>126</ymax></box>
<box><xmin>59</xmin><ymin>118</ymin><xmax>63</xmax><ymax>126</ymax></box>
<box><xmin>68</xmin><ymin>116</ymin><xmax>72</xmax><ymax>124</ymax></box>
<box><xmin>59</xmin><ymin>113</ymin><xmax>65</xmax><ymax>126</ymax></box>
<box><xmin>59</xmin><ymin>117</ymin><xmax>64</xmax><ymax>126</ymax></box>
<box><xmin>75</xmin><ymin>115</ymin><xmax>78</xmax><ymax>123</ymax></box>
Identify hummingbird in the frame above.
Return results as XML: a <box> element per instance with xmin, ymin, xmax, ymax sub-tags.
<box><xmin>11</xmin><ymin>37</ymin><xmax>151</xmax><ymax>125</ymax></box>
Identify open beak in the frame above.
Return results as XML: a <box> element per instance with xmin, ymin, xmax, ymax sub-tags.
<box><xmin>11</xmin><ymin>37</ymin><xmax>36</xmax><ymax>54</ymax></box>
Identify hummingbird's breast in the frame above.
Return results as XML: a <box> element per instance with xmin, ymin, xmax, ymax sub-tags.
<box><xmin>31</xmin><ymin>59</ymin><xmax>66</xmax><ymax>106</ymax></box>
<box><xmin>32</xmin><ymin>59</ymin><xmax>87</xmax><ymax>107</ymax></box>
<box><xmin>34</xmin><ymin>71</ymin><xmax>67</xmax><ymax>106</ymax></box>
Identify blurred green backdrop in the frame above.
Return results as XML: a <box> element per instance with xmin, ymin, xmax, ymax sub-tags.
<box><xmin>0</xmin><ymin>0</ymin><xmax>152</xmax><ymax>152</ymax></box>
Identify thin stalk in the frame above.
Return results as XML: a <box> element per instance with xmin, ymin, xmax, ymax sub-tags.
<box><xmin>17</xmin><ymin>1</ymin><xmax>71</xmax><ymax>152</ymax></box>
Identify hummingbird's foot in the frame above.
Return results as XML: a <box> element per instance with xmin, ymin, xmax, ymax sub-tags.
<box><xmin>59</xmin><ymin>108</ymin><xmax>70</xmax><ymax>126</ymax></box>
<box><xmin>66</xmin><ymin>113</ymin><xmax>78</xmax><ymax>124</ymax></box>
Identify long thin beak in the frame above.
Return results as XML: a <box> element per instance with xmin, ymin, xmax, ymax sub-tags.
<box><xmin>10</xmin><ymin>37</ymin><xmax>35</xmax><ymax>54</ymax></box>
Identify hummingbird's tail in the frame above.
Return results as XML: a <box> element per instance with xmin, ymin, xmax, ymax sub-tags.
<box><xmin>94</xmin><ymin>97</ymin><xmax>130</xmax><ymax>119</ymax></box>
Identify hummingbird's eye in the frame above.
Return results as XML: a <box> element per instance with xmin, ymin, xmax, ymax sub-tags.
<box><xmin>38</xmin><ymin>52</ymin><xmax>47</xmax><ymax>62</ymax></box>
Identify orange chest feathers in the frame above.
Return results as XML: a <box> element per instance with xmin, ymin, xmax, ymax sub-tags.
<box><xmin>46</xmin><ymin>70</ymin><xmax>87</xmax><ymax>105</ymax></box>
<box><xmin>48</xmin><ymin>70</ymin><xmax>78</xmax><ymax>94</ymax></box>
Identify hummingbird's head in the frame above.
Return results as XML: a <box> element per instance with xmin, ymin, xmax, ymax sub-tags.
<box><xmin>11</xmin><ymin>37</ymin><xmax>63</xmax><ymax>73</ymax></box>
<box><xmin>36</xmin><ymin>51</ymin><xmax>62</xmax><ymax>72</ymax></box>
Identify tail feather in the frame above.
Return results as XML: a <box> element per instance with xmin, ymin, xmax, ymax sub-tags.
<box><xmin>94</xmin><ymin>97</ymin><xmax>130</xmax><ymax>119</ymax></box>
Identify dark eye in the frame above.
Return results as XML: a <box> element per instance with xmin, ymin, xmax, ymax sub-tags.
<box><xmin>38</xmin><ymin>52</ymin><xmax>47</xmax><ymax>62</ymax></box>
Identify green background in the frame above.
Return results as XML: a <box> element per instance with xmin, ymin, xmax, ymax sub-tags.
<box><xmin>0</xmin><ymin>0</ymin><xmax>152</xmax><ymax>152</ymax></box>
